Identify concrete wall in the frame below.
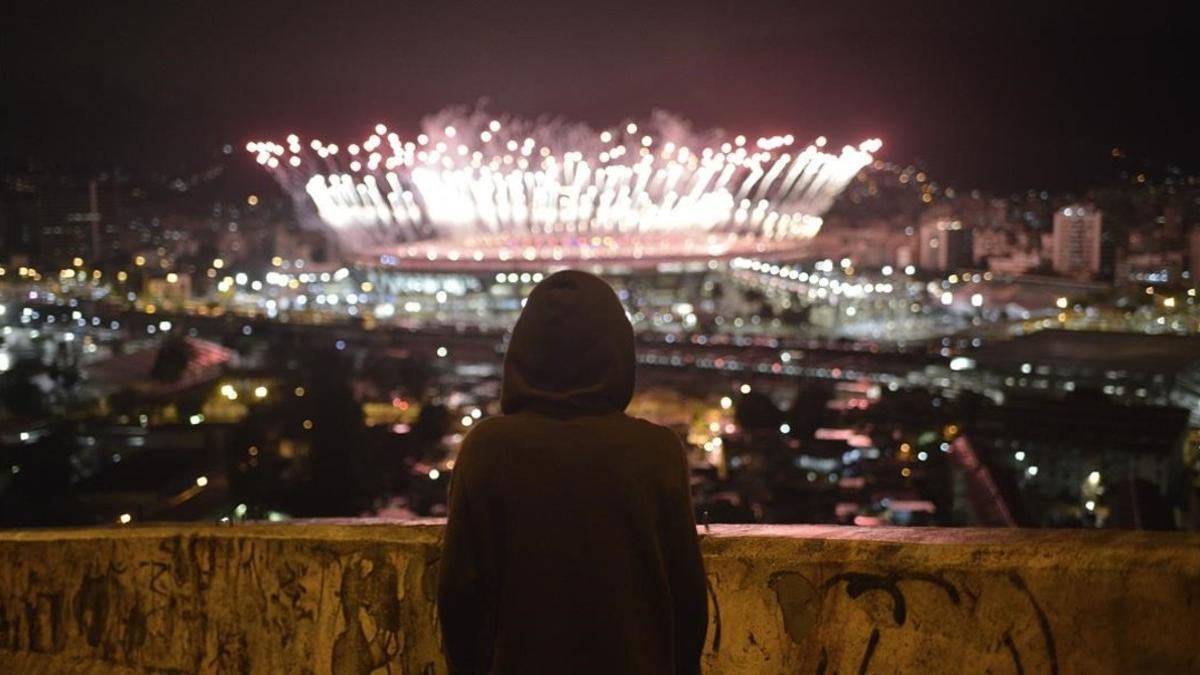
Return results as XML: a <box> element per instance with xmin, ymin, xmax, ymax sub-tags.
<box><xmin>1</xmin><ymin>522</ymin><xmax>1197</xmax><ymax>674</ymax></box>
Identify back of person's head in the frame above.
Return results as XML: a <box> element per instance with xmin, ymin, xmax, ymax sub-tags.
<box><xmin>500</xmin><ymin>270</ymin><xmax>635</xmax><ymax>416</ymax></box>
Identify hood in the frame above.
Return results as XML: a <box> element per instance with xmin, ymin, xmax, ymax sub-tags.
<box><xmin>500</xmin><ymin>270</ymin><xmax>635</xmax><ymax>416</ymax></box>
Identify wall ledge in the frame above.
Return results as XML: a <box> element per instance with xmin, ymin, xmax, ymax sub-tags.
<box><xmin>1</xmin><ymin>521</ymin><xmax>1197</xmax><ymax>674</ymax></box>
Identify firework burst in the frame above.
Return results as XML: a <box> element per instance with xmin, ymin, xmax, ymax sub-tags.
<box><xmin>248</xmin><ymin>108</ymin><xmax>880</xmax><ymax>266</ymax></box>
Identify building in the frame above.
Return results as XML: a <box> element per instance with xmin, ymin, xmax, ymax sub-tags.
<box><xmin>968</xmin><ymin>329</ymin><xmax>1200</xmax><ymax>424</ymax></box>
<box><xmin>987</xmin><ymin>251</ymin><xmax>1042</xmax><ymax>276</ymax></box>
<box><xmin>0</xmin><ymin>174</ymin><xmax>40</xmax><ymax>262</ymax></box>
<box><xmin>1190</xmin><ymin>226</ymin><xmax>1200</xmax><ymax>282</ymax></box>
<box><xmin>1051</xmin><ymin>205</ymin><xmax>1102</xmax><ymax>279</ymax></box>
<box><xmin>986</xmin><ymin>198</ymin><xmax>1011</xmax><ymax>228</ymax></box>
<box><xmin>808</xmin><ymin>220</ymin><xmax>913</xmax><ymax>269</ymax></box>
<box><xmin>0</xmin><ymin>171</ymin><xmax>132</xmax><ymax>267</ymax></box>
<box><xmin>918</xmin><ymin>217</ymin><xmax>972</xmax><ymax>271</ymax></box>
<box><xmin>972</xmin><ymin>227</ymin><xmax>1013</xmax><ymax>264</ymax></box>
<box><xmin>1116</xmin><ymin>251</ymin><xmax>1184</xmax><ymax>286</ymax></box>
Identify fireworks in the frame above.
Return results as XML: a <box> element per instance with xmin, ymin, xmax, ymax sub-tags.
<box><xmin>247</xmin><ymin>109</ymin><xmax>880</xmax><ymax>266</ymax></box>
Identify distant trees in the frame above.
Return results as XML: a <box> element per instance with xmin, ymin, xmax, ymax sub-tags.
<box><xmin>1</xmin><ymin>357</ymin><xmax>51</xmax><ymax>418</ymax></box>
<box><xmin>787</xmin><ymin>379</ymin><xmax>835</xmax><ymax>438</ymax></box>
<box><xmin>297</xmin><ymin>346</ymin><xmax>373</xmax><ymax>516</ymax></box>
<box><xmin>150</xmin><ymin>336</ymin><xmax>193</xmax><ymax>383</ymax></box>
<box><xmin>227</xmin><ymin>342</ymin><xmax>381</xmax><ymax>518</ymax></box>
<box><xmin>0</xmin><ymin>430</ymin><xmax>85</xmax><ymax>528</ymax></box>
<box><xmin>734</xmin><ymin>391</ymin><xmax>784</xmax><ymax>433</ymax></box>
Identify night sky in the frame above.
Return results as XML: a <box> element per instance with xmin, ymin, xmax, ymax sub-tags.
<box><xmin>3</xmin><ymin>1</ymin><xmax>1194</xmax><ymax>191</ymax></box>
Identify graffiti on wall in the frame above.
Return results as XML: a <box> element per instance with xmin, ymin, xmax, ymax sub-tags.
<box><xmin>0</xmin><ymin>534</ymin><xmax>444</xmax><ymax>675</ymax></box>
<box><xmin>2</xmin><ymin>529</ymin><xmax>1196</xmax><ymax>674</ymax></box>
<box><xmin>763</xmin><ymin>567</ymin><xmax>1058</xmax><ymax>675</ymax></box>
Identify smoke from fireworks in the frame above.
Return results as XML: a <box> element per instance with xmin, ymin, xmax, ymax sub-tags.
<box><xmin>248</xmin><ymin>108</ymin><xmax>880</xmax><ymax>264</ymax></box>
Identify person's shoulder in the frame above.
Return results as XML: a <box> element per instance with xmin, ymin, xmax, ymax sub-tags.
<box><xmin>620</xmin><ymin>413</ymin><xmax>672</xmax><ymax>434</ymax></box>
<box><xmin>453</xmin><ymin>417</ymin><xmax>511</xmax><ymax>477</ymax></box>
<box><xmin>458</xmin><ymin>413</ymin><xmax>550</xmax><ymax>451</ymax></box>
<box><xmin>621</xmin><ymin>414</ymin><xmax>686</xmax><ymax>452</ymax></box>
<box><xmin>459</xmin><ymin>415</ymin><xmax>510</xmax><ymax>448</ymax></box>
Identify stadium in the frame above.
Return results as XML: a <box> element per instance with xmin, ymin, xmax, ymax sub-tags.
<box><xmin>249</xmin><ymin>109</ymin><xmax>879</xmax><ymax>271</ymax></box>
<box><xmin>247</xmin><ymin>110</ymin><xmax>880</xmax><ymax>332</ymax></box>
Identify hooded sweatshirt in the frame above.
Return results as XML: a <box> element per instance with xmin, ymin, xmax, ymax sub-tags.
<box><xmin>438</xmin><ymin>270</ymin><xmax>708</xmax><ymax>675</ymax></box>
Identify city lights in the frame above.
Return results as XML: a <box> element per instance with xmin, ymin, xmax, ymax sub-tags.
<box><xmin>3</xmin><ymin>13</ymin><xmax>1200</xmax><ymax>670</ymax></box>
<box><xmin>2</xmin><ymin>10</ymin><xmax>1197</xmax><ymax>559</ymax></box>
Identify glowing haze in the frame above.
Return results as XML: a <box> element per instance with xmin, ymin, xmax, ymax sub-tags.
<box><xmin>248</xmin><ymin>108</ymin><xmax>881</xmax><ymax>266</ymax></box>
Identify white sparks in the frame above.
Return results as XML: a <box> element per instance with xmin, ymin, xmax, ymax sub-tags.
<box><xmin>249</xmin><ymin>109</ymin><xmax>880</xmax><ymax>264</ymax></box>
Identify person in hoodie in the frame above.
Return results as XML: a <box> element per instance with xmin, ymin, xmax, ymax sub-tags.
<box><xmin>438</xmin><ymin>270</ymin><xmax>708</xmax><ymax>675</ymax></box>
